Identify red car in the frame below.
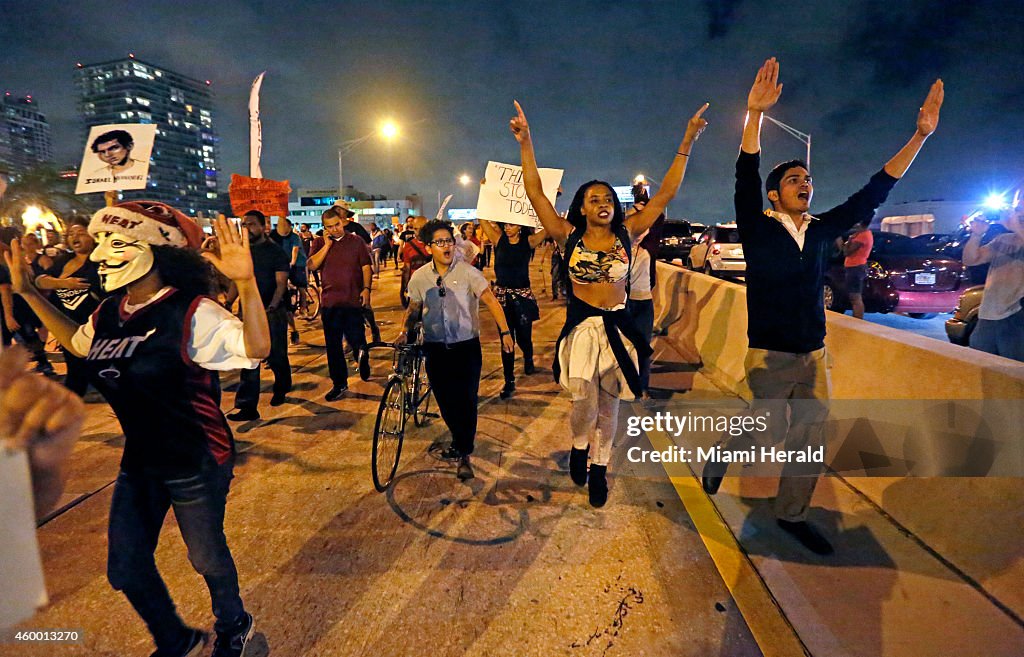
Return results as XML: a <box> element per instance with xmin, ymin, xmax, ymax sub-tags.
<box><xmin>825</xmin><ymin>231</ymin><xmax>969</xmax><ymax>317</ymax></box>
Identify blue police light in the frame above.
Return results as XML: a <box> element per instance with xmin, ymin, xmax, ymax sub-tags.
<box><xmin>983</xmin><ymin>192</ymin><xmax>1008</xmax><ymax>211</ymax></box>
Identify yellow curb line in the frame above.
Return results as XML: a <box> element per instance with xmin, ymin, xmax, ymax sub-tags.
<box><xmin>647</xmin><ymin>428</ymin><xmax>810</xmax><ymax>657</ymax></box>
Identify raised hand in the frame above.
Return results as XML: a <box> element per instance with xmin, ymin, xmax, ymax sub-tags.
<box><xmin>916</xmin><ymin>79</ymin><xmax>944</xmax><ymax>137</ymax></box>
<box><xmin>3</xmin><ymin>239</ymin><xmax>33</xmax><ymax>295</ymax></box>
<box><xmin>509</xmin><ymin>100</ymin><xmax>531</xmax><ymax>144</ymax></box>
<box><xmin>748</xmin><ymin>57</ymin><xmax>783</xmax><ymax>112</ymax></box>
<box><xmin>683</xmin><ymin>103</ymin><xmax>710</xmax><ymax>145</ymax></box>
<box><xmin>201</xmin><ymin>216</ymin><xmax>254</xmax><ymax>283</ymax></box>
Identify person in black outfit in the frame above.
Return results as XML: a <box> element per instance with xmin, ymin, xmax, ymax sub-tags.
<box><xmin>35</xmin><ymin>224</ymin><xmax>106</xmax><ymax>395</ymax></box>
<box><xmin>0</xmin><ymin>227</ymin><xmax>54</xmax><ymax>375</ymax></box>
<box><xmin>478</xmin><ymin>218</ymin><xmax>546</xmax><ymax>399</ymax></box>
<box><xmin>701</xmin><ymin>58</ymin><xmax>944</xmax><ymax>555</ymax></box>
<box><xmin>6</xmin><ymin>204</ymin><xmax>270</xmax><ymax>657</ymax></box>
<box><xmin>226</xmin><ymin>211</ymin><xmax>292</xmax><ymax>421</ymax></box>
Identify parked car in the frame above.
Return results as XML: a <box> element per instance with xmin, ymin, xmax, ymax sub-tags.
<box><xmin>945</xmin><ymin>285</ymin><xmax>984</xmax><ymax>345</ymax></box>
<box><xmin>824</xmin><ymin>231</ymin><xmax>969</xmax><ymax>317</ymax></box>
<box><xmin>912</xmin><ymin>232</ymin><xmax>965</xmax><ymax>259</ymax></box>
<box><xmin>687</xmin><ymin>224</ymin><xmax>745</xmax><ymax>276</ymax></box>
<box><xmin>657</xmin><ymin>220</ymin><xmax>696</xmax><ymax>263</ymax></box>
<box><xmin>823</xmin><ymin>257</ymin><xmax>900</xmax><ymax>314</ymax></box>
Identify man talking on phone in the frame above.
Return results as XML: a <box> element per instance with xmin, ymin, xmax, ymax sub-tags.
<box><xmin>309</xmin><ymin>206</ymin><xmax>372</xmax><ymax>401</ymax></box>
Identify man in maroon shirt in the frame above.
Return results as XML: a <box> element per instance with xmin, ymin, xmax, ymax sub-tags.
<box><xmin>309</xmin><ymin>206</ymin><xmax>372</xmax><ymax>401</ymax></box>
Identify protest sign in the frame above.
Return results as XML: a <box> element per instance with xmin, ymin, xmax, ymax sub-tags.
<box><xmin>0</xmin><ymin>450</ymin><xmax>48</xmax><ymax>630</ymax></box>
<box><xmin>475</xmin><ymin>161</ymin><xmax>562</xmax><ymax>228</ymax></box>
<box><xmin>228</xmin><ymin>174</ymin><xmax>292</xmax><ymax>218</ymax></box>
<box><xmin>75</xmin><ymin>124</ymin><xmax>157</xmax><ymax>194</ymax></box>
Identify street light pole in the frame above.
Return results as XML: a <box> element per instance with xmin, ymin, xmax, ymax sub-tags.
<box><xmin>336</xmin><ymin>131</ymin><xmax>379</xmax><ymax>201</ymax></box>
<box><xmin>763</xmin><ymin>114</ymin><xmax>811</xmax><ymax>168</ymax></box>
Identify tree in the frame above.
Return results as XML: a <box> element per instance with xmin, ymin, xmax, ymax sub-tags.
<box><xmin>0</xmin><ymin>165</ymin><xmax>89</xmax><ymax>227</ymax></box>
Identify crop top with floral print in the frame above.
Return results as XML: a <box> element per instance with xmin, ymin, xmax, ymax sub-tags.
<box><xmin>567</xmin><ymin>236</ymin><xmax>629</xmax><ymax>285</ymax></box>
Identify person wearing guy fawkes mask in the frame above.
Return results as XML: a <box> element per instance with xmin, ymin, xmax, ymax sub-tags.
<box><xmin>4</xmin><ymin>201</ymin><xmax>271</xmax><ymax>657</ymax></box>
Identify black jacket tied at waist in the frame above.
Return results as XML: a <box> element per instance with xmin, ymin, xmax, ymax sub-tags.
<box><xmin>553</xmin><ymin>296</ymin><xmax>653</xmax><ymax>398</ymax></box>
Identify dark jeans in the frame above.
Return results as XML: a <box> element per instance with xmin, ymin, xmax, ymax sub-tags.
<box><xmin>970</xmin><ymin>306</ymin><xmax>1024</xmax><ymax>362</ymax></box>
<box><xmin>322</xmin><ymin>305</ymin><xmax>366</xmax><ymax>385</ymax></box>
<box><xmin>107</xmin><ymin>463</ymin><xmax>244</xmax><ymax>652</ymax></box>
<box><xmin>500</xmin><ymin>306</ymin><xmax>534</xmax><ymax>384</ymax></box>
<box><xmin>363</xmin><ymin>306</ymin><xmax>382</xmax><ymax>343</ymax></box>
<box><xmin>626</xmin><ymin>298</ymin><xmax>655</xmax><ymax>391</ymax></box>
<box><xmin>235</xmin><ymin>308</ymin><xmax>291</xmax><ymax>410</ymax></box>
<box><xmin>1</xmin><ymin>320</ymin><xmax>50</xmax><ymax>370</ymax></box>
<box><xmin>424</xmin><ymin>338</ymin><xmax>482</xmax><ymax>456</ymax></box>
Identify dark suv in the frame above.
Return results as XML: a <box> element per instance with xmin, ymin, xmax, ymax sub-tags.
<box><xmin>657</xmin><ymin>220</ymin><xmax>695</xmax><ymax>263</ymax></box>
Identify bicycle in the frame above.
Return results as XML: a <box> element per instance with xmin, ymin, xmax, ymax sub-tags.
<box><xmin>287</xmin><ymin>279</ymin><xmax>321</xmax><ymax>321</ymax></box>
<box><xmin>359</xmin><ymin>337</ymin><xmax>437</xmax><ymax>491</ymax></box>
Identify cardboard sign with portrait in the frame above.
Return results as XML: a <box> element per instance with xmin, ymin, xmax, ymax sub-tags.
<box><xmin>75</xmin><ymin>124</ymin><xmax>157</xmax><ymax>194</ymax></box>
<box><xmin>475</xmin><ymin>161</ymin><xmax>563</xmax><ymax>228</ymax></box>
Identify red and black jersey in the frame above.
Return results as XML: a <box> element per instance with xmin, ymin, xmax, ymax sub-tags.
<box><xmin>84</xmin><ymin>288</ymin><xmax>234</xmax><ymax>476</ymax></box>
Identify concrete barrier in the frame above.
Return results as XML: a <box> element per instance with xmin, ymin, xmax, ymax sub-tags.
<box><xmin>652</xmin><ymin>260</ymin><xmax>1024</xmax><ymax>401</ymax></box>
<box><xmin>652</xmin><ymin>261</ymin><xmax>1024</xmax><ymax>619</ymax></box>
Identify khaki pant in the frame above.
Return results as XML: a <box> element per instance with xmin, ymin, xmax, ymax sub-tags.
<box><xmin>722</xmin><ymin>347</ymin><xmax>831</xmax><ymax>521</ymax></box>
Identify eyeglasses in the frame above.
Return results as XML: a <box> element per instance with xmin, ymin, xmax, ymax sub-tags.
<box><xmin>430</xmin><ymin>238</ymin><xmax>455</xmax><ymax>247</ymax></box>
<box><xmin>436</xmin><ymin>276</ymin><xmax>446</xmax><ymax>297</ymax></box>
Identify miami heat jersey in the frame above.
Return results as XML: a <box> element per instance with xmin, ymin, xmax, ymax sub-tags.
<box><xmin>85</xmin><ymin>289</ymin><xmax>235</xmax><ymax>476</ymax></box>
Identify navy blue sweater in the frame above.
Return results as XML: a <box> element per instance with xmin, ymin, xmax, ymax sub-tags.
<box><xmin>735</xmin><ymin>150</ymin><xmax>897</xmax><ymax>353</ymax></box>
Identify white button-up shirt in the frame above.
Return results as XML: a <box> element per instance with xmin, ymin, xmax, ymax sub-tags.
<box><xmin>764</xmin><ymin>210</ymin><xmax>819</xmax><ymax>251</ymax></box>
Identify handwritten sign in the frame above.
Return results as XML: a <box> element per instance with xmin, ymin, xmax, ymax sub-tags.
<box><xmin>75</xmin><ymin>124</ymin><xmax>157</xmax><ymax>194</ymax></box>
<box><xmin>476</xmin><ymin>161</ymin><xmax>562</xmax><ymax>228</ymax></box>
<box><xmin>228</xmin><ymin>174</ymin><xmax>292</xmax><ymax>218</ymax></box>
<box><xmin>0</xmin><ymin>450</ymin><xmax>48</xmax><ymax>630</ymax></box>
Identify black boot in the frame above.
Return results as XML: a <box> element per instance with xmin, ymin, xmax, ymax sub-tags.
<box><xmin>569</xmin><ymin>446</ymin><xmax>588</xmax><ymax>486</ymax></box>
<box><xmin>500</xmin><ymin>380</ymin><xmax>515</xmax><ymax>400</ymax></box>
<box><xmin>588</xmin><ymin>464</ymin><xmax>608</xmax><ymax>507</ymax></box>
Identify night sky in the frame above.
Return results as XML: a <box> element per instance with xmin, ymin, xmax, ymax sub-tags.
<box><xmin>3</xmin><ymin>0</ymin><xmax>1023</xmax><ymax>220</ymax></box>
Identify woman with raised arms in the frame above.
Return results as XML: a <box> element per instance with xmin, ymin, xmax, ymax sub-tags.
<box><xmin>509</xmin><ymin>99</ymin><xmax>708</xmax><ymax>507</ymax></box>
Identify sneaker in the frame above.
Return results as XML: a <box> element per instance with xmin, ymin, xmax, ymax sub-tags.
<box><xmin>150</xmin><ymin>628</ymin><xmax>207</xmax><ymax>657</ymax></box>
<box><xmin>439</xmin><ymin>446</ymin><xmax>462</xmax><ymax>462</ymax></box>
<box><xmin>588</xmin><ymin>464</ymin><xmax>608</xmax><ymax>508</ymax></box>
<box><xmin>777</xmin><ymin>519</ymin><xmax>834</xmax><ymax>556</ymax></box>
<box><xmin>290</xmin><ymin>330</ymin><xmax>300</xmax><ymax>345</ymax></box>
<box><xmin>569</xmin><ymin>446</ymin><xmax>589</xmax><ymax>487</ymax></box>
<box><xmin>324</xmin><ymin>385</ymin><xmax>348</xmax><ymax>402</ymax></box>
<box><xmin>212</xmin><ymin>612</ymin><xmax>255</xmax><ymax>657</ymax></box>
<box><xmin>270</xmin><ymin>393</ymin><xmax>287</xmax><ymax>407</ymax></box>
<box><xmin>499</xmin><ymin>381</ymin><xmax>515</xmax><ymax>400</ymax></box>
<box><xmin>456</xmin><ymin>456</ymin><xmax>475</xmax><ymax>481</ymax></box>
<box><xmin>226</xmin><ymin>408</ymin><xmax>260</xmax><ymax>422</ymax></box>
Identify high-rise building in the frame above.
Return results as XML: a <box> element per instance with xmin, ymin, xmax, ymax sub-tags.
<box><xmin>75</xmin><ymin>56</ymin><xmax>221</xmax><ymax>216</ymax></box>
<box><xmin>0</xmin><ymin>92</ymin><xmax>53</xmax><ymax>175</ymax></box>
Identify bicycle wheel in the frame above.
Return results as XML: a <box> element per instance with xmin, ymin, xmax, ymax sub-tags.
<box><xmin>413</xmin><ymin>375</ymin><xmax>434</xmax><ymax>427</ymax></box>
<box><xmin>372</xmin><ymin>377</ymin><xmax>406</xmax><ymax>492</ymax></box>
